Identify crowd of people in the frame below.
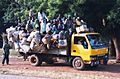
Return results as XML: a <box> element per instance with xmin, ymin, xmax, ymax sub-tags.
<box><xmin>5</xmin><ymin>9</ymin><xmax>91</xmax><ymax>55</ymax></box>
<box><xmin>1</xmin><ymin>9</ymin><xmax>93</xmax><ymax>65</ymax></box>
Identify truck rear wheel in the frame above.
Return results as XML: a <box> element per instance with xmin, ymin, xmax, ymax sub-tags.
<box><xmin>72</xmin><ymin>57</ymin><xmax>85</xmax><ymax>70</ymax></box>
<box><xmin>29</xmin><ymin>54</ymin><xmax>42</xmax><ymax>66</ymax></box>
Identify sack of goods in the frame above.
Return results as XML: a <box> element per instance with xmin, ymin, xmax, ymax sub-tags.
<box><xmin>32</xmin><ymin>44</ymin><xmax>47</xmax><ymax>53</ymax></box>
<box><xmin>76</xmin><ymin>24</ymin><xmax>89</xmax><ymax>33</ymax></box>
<box><xmin>42</xmin><ymin>37</ymin><xmax>47</xmax><ymax>44</ymax></box>
<box><xmin>6</xmin><ymin>27</ymin><xmax>16</xmax><ymax>42</ymax></box>
<box><xmin>58</xmin><ymin>39</ymin><xmax>67</xmax><ymax>48</ymax></box>
<box><xmin>27</xmin><ymin>31</ymin><xmax>36</xmax><ymax>42</ymax></box>
<box><xmin>6</xmin><ymin>27</ymin><xmax>16</xmax><ymax>34</ymax></box>
<box><xmin>20</xmin><ymin>45</ymin><xmax>31</xmax><ymax>53</ymax></box>
<box><xmin>14</xmin><ymin>42</ymin><xmax>20</xmax><ymax>49</ymax></box>
<box><xmin>52</xmin><ymin>34</ymin><xmax>58</xmax><ymax>40</ymax></box>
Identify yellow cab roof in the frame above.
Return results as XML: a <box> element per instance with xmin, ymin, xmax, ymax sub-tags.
<box><xmin>73</xmin><ymin>32</ymin><xmax>99</xmax><ymax>37</ymax></box>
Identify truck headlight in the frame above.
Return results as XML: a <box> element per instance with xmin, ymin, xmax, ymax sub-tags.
<box><xmin>104</xmin><ymin>54</ymin><xmax>109</xmax><ymax>58</ymax></box>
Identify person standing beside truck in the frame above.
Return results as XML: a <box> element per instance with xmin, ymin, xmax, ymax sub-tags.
<box><xmin>2</xmin><ymin>34</ymin><xmax>11</xmax><ymax>66</ymax></box>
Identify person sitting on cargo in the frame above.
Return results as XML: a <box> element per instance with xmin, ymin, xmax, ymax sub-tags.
<box><xmin>57</xmin><ymin>21</ymin><xmax>65</xmax><ymax>32</ymax></box>
<box><xmin>46</xmin><ymin>20</ymin><xmax>52</xmax><ymax>33</ymax></box>
<box><xmin>42</xmin><ymin>31</ymin><xmax>52</xmax><ymax>50</ymax></box>
<box><xmin>51</xmin><ymin>20</ymin><xmax>58</xmax><ymax>35</ymax></box>
<box><xmin>29</xmin><ymin>27</ymin><xmax>41</xmax><ymax>50</ymax></box>
<box><xmin>58</xmin><ymin>31</ymin><xmax>67</xmax><ymax>48</ymax></box>
<box><xmin>58</xmin><ymin>30</ymin><xmax>66</xmax><ymax>40</ymax></box>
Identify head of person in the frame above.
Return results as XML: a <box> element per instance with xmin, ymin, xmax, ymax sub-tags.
<box><xmin>35</xmin><ymin>19</ymin><xmax>39</xmax><ymax>24</ymax></box>
<box><xmin>47</xmin><ymin>31</ymin><xmax>51</xmax><ymax>35</ymax></box>
<box><xmin>76</xmin><ymin>17</ymin><xmax>80</xmax><ymax>21</ymax></box>
<box><xmin>67</xmin><ymin>15</ymin><xmax>72</xmax><ymax>19</ymax></box>
<box><xmin>40</xmin><ymin>9</ymin><xmax>43</xmax><ymax>14</ymax></box>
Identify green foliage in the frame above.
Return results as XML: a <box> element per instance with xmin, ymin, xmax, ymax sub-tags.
<box><xmin>0</xmin><ymin>0</ymin><xmax>11</xmax><ymax>32</ymax></box>
<box><xmin>0</xmin><ymin>0</ymin><xmax>117</xmax><ymax>35</ymax></box>
<box><xmin>106</xmin><ymin>0</ymin><xmax>120</xmax><ymax>38</ymax></box>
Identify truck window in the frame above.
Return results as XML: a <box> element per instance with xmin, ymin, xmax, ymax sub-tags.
<box><xmin>74</xmin><ymin>36</ymin><xmax>88</xmax><ymax>49</ymax></box>
<box><xmin>87</xmin><ymin>34</ymin><xmax>108</xmax><ymax>49</ymax></box>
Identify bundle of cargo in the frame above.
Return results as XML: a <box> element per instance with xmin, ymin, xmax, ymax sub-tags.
<box><xmin>6</xmin><ymin>27</ymin><xmax>16</xmax><ymax>42</ymax></box>
<box><xmin>58</xmin><ymin>39</ymin><xmax>67</xmax><ymax>48</ymax></box>
<box><xmin>27</xmin><ymin>30</ymin><xmax>48</xmax><ymax>53</ymax></box>
<box><xmin>76</xmin><ymin>24</ymin><xmax>89</xmax><ymax>33</ymax></box>
<box><xmin>30</xmin><ymin>44</ymin><xmax>47</xmax><ymax>53</ymax></box>
<box><xmin>5</xmin><ymin>26</ymin><xmax>46</xmax><ymax>54</ymax></box>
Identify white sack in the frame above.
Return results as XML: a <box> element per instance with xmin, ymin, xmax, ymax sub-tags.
<box><xmin>14</xmin><ymin>42</ymin><xmax>20</xmax><ymax>49</ymax></box>
<box><xmin>20</xmin><ymin>45</ymin><xmax>30</xmax><ymax>53</ymax></box>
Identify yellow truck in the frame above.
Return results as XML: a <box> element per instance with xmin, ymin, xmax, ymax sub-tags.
<box><xmin>28</xmin><ymin>32</ymin><xmax>109</xmax><ymax>70</ymax></box>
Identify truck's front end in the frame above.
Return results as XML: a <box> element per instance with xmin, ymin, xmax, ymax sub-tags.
<box><xmin>87</xmin><ymin>34</ymin><xmax>109</xmax><ymax>66</ymax></box>
<box><xmin>71</xmin><ymin>33</ymin><xmax>108</xmax><ymax>70</ymax></box>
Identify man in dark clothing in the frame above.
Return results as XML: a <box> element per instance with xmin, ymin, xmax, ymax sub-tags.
<box><xmin>2</xmin><ymin>36</ymin><xmax>11</xmax><ymax>66</ymax></box>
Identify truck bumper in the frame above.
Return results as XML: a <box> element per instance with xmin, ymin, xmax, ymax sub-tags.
<box><xmin>90</xmin><ymin>54</ymin><xmax>109</xmax><ymax>66</ymax></box>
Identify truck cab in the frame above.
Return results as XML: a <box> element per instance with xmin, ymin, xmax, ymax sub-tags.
<box><xmin>71</xmin><ymin>32</ymin><xmax>108</xmax><ymax>69</ymax></box>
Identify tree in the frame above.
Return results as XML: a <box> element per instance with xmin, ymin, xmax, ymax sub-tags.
<box><xmin>107</xmin><ymin>0</ymin><xmax>120</xmax><ymax>62</ymax></box>
<box><xmin>0</xmin><ymin>0</ymin><xmax>11</xmax><ymax>32</ymax></box>
<box><xmin>1</xmin><ymin>0</ymin><xmax>119</xmax><ymax>61</ymax></box>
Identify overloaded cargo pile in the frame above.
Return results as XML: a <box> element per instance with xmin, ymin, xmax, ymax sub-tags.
<box><xmin>6</xmin><ymin>24</ymin><xmax>91</xmax><ymax>54</ymax></box>
<box><xmin>6</xmin><ymin>27</ymin><xmax>46</xmax><ymax>53</ymax></box>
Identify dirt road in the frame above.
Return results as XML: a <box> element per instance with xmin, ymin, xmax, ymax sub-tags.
<box><xmin>0</xmin><ymin>56</ymin><xmax>120</xmax><ymax>79</ymax></box>
<box><xmin>0</xmin><ymin>74</ymin><xmax>50</xmax><ymax>79</ymax></box>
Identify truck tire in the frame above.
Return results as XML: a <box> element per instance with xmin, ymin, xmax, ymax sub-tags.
<box><xmin>72</xmin><ymin>57</ymin><xmax>85</xmax><ymax>70</ymax></box>
<box><xmin>29</xmin><ymin>54</ymin><xmax>42</xmax><ymax>66</ymax></box>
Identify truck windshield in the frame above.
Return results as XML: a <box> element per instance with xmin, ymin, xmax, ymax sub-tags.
<box><xmin>87</xmin><ymin>34</ymin><xmax>108</xmax><ymax>49</ymax></box>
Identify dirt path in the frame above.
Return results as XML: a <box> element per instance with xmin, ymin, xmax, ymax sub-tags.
<box><xmin>0</xmin><ymin>74</ymin><xmax>50</xmax><ymax>79</ymax></box>
<box><xmin>0</xmin><ymin>56</ymin><xmax>120</xmax><ymax>79</ymax></box>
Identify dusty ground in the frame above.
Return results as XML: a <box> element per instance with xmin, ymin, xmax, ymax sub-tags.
<box><xmin>0</xmin><ymin>56</ymin><xmax>120</xmax><ymax>79</ymax></box>
<box><xmin>0</xmin><ymin>74</ymin><xmax>49</xmax><ymax>79</ymax></box>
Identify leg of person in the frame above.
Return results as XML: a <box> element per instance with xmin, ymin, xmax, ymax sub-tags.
<box><xmin>2</xmin><ymin>54</ymin><xmax>6</xmax><ymax>65</ymax></box>
<box><xmin>23</xmin><ymin>53</ymin><xmax>26</xmax><ymax>61</ymax></box>
<box><xmin>44</xmin><ymin>44</ymin><xmax>48</xmax><ymax>50</ymax></box>
<box><xmin>6</xmin><ymin>54</ymin><xmax>9</xmax><ymax>65</ymax></box>
<box><xmin>23</xmin><ymin>52</ymin><xmax>28</xmax><ymax>61</ymax></box>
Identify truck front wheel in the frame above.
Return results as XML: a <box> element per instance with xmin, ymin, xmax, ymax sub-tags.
<box><xmin>72</xmin><ymin>57</ymin><xmax>85</xmax><ymax>70</ymax></box>
<box><xmin>29</xmin><ymin>54</ymin><xmax>42</xmax><ymax>66</ymax></box>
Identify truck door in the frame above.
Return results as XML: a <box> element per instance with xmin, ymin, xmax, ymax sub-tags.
<box><xmin>71</xmin><ymin>36</ymin><xmax>90</xmax><ymax>60</ymax></box>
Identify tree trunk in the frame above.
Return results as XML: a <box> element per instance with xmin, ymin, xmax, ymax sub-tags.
<box><xmin>112</xmin><ymin>37</ymin><xmax>120</xmax><ymax>62</ymax></box>
<box><xmin>109</xmin><ymin>40</ymin><xmax>116</xmax><ymax>57</ymax></box>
